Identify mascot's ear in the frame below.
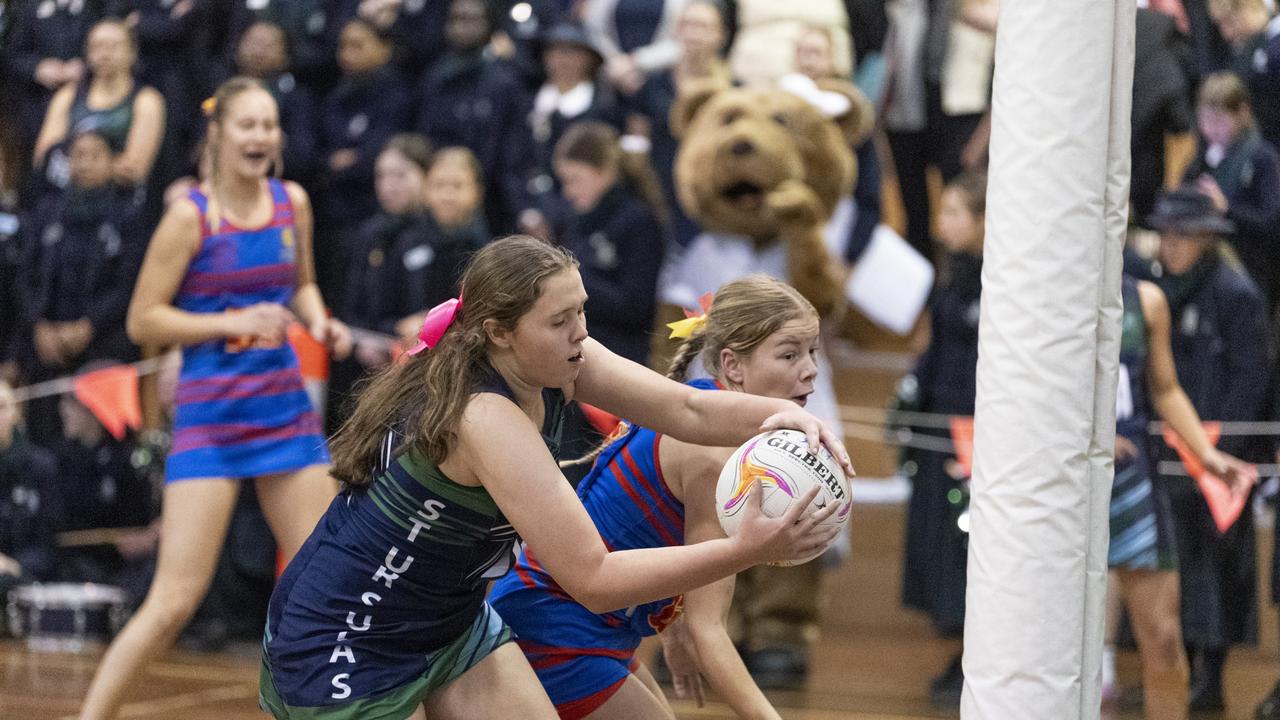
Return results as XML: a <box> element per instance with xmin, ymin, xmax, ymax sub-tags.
<box><xmin>815</xmin><ymin>79</ymin><xmax>876</xmax><ymax>147</ymax></box>
<box><xmin>669</xmin><ymin>79</ymin><xmax>725</xmax><ymax>139</ymax></box>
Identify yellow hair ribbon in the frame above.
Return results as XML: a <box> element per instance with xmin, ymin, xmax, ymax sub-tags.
<box><xmin>667</xmin><ymin>314</ymin><xmax>707</xmax><ymax>339</ymax></box>
<box><xmin>201</xmin><ymin>97</ymin><xmax>217</xmax><ymax>117</ymax></box>
<box><xmin>666</xmin><ymin>292</ymin><xmax>715</xmax><ymax>339</ymax></box>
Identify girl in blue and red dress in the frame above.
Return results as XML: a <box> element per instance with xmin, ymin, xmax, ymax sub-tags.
<box><xmin>78</xmin><ymin>76</ymin><xmax>351</xmax><ymax>720</ymax></box>
<box><xmin>488</xmin><ymin>275</ymin><xmax>837</xmax><ymax>720</ymax></box>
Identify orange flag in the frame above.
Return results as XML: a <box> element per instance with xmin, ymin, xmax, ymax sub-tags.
<box><xmin>1161</xmin><ymin>422</ymin><xmax>1244</xmax><ymax>533</ymax></box>
<box><xmin>73</xmin><ymin>364</ymin><xmax>141</xmax><ymax>440</ymax></box>
<box><xmin>950</xmin><ymin>417</ymin><xmax>975</xmax><ymax>477</ymax></box>
<box><xmin>580</xmin><ymin>403</ymin><xmax>622</xmax><ymax>438</ymax></box>
<box><xmin>287</xmin><ymin>323</ymin><xmax>330</xmax><ymax>382</ymax></box>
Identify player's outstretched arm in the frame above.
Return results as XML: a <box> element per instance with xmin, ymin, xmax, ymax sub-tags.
<box><xmin>459</xmin><ymin>394</ymin><xmax>838</xmax><ymax>614</ymax></box>
<box><xmin>573</xmin><ymin>339</ymin><xmax>854</xmax><ymax>476</ymax></box>
<box><xmin>1140</xmin><ymin>280</ymin><xmax>1257</xmax><ymax>495</ymax></box>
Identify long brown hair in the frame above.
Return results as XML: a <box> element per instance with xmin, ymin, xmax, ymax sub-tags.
<box><xmin>554</xmin><ymin>120</ymin><xmax>671</xmax><ymax>228</ymax></box>
<box><xmin>330</xmin><ymin>235</ymin><xmax>578</xmax><ymax>486</ymax></box>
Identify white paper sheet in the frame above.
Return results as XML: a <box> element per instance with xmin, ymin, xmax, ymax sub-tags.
<box><xmin>843</xmin><ymin>224</ymin><xmax>934</xmax><ymax>335</ymax></box>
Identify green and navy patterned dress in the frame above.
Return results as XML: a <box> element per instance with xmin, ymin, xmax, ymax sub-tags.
<box><xmin>1110</xmin><ymin>275</ymin><xmax>1177</xmax><ymax>571</ymax></box>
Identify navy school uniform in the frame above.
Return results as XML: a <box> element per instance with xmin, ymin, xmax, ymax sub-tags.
<box><xmin>900</xmin><ymin>251</ymin><xmax>981</xmax><ymax>636</ymax></box>
<box><xmin>51</xmin><ymin>432</ymin><xmax>155</xmax><ymax>587</ymax></box>
<box><xmin>1156</xmin><ymin>252</ymin><xmax>1269</xmax><ymax>649</ymax></box>
<box><xmin>630</xmin><ymin>69</ymin><xmax>699</xmax><ymax>246</ymax></box>
<box><xmin>340</xmin><ymin>210</ymin><xmax>486</xmax><ymax>336</ymax></box>
<box><xmin>0</xmin><ymin>431</ymin><xmax>61</xmax><ymax>590</ymax></box>
<box><xmin>19</xmin><ymin>186</ymin><xmax>145</xmax><ymax>364</ymax></box>
<box><xmin>1132</xmin><ymin>7</ymin><xmax>1193</xmax><ymax>225</ymax></box>
<box><xmin>1182</xmin><ymin>128</ymin><xmax>1280</xmax><ymax>310</ymax></box>
<box><xmin>0</xmin><ymin>205</ymin><xmax>22</xmax><ymax>371</ymax></box>
<box><xmin>19</xmin><ymin>186</ymin><xmax>145</xmax><ymax>443</ymax></box>
<box><xmin>1231</xmin><ymin>16</ymin><xmax>1280</xmax><ymax>153</ymax></box>
<box><xmin>265</xmin><ymin>72</ymin><xmax>321</xmax><ymax>188</ymax></box>
<box><xmin>559</xmin><ymin>184</ymin><xmax>663</xmax><ymax>366</ymax></box>
<box><xmin>527</xmin><ymin>78</ymin><xmax>625</xmax><ymax>208</ymax></box>
<box><xmin>317</xmin><ymin>66</ymin><xmax>412</xmax><ymax>226</ymax></box>
<box><xmin>3</xmin><ymin>0</ymin><xmax>104</xmax><ymax>147</ymax></box>
<box><xmin>843</xmin><ymin>138</ymin><xmax>883</xmax><ymax>264</ymax></box>
<box><xmin>498</xmin><ymin>0</ymin><xmax>570</xmax><ymax>90</ymax></box>
<box><xmin>415</xmin><ymin>51</ymin><xmax>536</xmax><ymax>234</ymax></box>
<box><xmin>387</xmin><ymin>0</ymin><xmax>449</xmax><ymax>76</ymax></box>
<box><xmin>327</xmin><ymin>210</ymin><xmax>486</xmax><ymax>432</ymax></box>
<box><xmin>313</xmin><ymin>65</ymin><xmax>411</xmax><ymax>305</ymax></box>
<box><xmin>223</xmin><ymin>0</ymin><xmax>336</xmax><ymax>93</ymax></box>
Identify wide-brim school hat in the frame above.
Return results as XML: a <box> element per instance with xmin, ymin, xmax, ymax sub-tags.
<box><xmin>541</xmin><ymin>23</ymin><xmax>604</xmax><ymax>65</ymax></box>
<box><xmin>1147</xmin><ymin>187</ymin><xmax>1236</xmax><ymax>235</ymax></box>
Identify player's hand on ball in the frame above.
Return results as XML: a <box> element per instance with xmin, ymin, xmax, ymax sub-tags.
<box><xmin>737</xmin><ymin>480</ymin><xmax>840</xmax><ymax>565</ymax></box>
<box><xmin>759</xmin><ymin>410</ymin><xmax>856</xmax><ymax>478</ymax></box>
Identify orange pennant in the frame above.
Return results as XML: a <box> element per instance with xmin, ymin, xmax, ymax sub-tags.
<box><xmin>1161</xmin><ymin>422</ymin><xmax>1243</xmax><ymax>533</ymax></box>
<box><xmin>73</xmin><ymin>364</ymin><xmax>141</xmax><ymax>440</ymax></box>
<box><xmin>950</xmin><ymin>417</ymin><xmax>975</xmax><ymax>477</ymax></box>
<box><xmin>579</xmin><ymin>402</ymin><xmax>622</xmax><ymax>438</ymax></box>
<box><xmin>287</xmin><ymin>323</ymin><xmax>330</xmax><ymax>382</ymax></box>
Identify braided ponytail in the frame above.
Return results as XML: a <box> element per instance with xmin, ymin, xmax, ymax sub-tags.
<box><xmin>665</xmin><ymin>329</ymin><xmax>708</xmax><ymax>381</ymax></box>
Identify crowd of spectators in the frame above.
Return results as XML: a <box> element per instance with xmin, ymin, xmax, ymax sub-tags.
<box><xmin>1</xmin><ymin>0</ymin><xmax>1280</xmax><ymax>712</ymax></box>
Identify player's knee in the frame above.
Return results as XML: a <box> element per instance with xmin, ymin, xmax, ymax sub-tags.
<box><xmin>1143</xmin><ymin>622</ymin><xmax>1188</xmax><ymax>676</ymax></box>
<box><xmin>141</xmin><ymin>584</ymin><xmax>206</xmax><ymax>632</ymax></box>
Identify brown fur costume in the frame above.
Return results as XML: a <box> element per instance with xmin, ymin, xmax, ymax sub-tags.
<box><xmin>669</xmin><ymin>79</ymin><xmax>874</xmax><ymax>317</ymax></box>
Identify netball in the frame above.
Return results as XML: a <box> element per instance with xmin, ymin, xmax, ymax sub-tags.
<box><xmin>717</xmin><ymin>429</ymin><xmax>852</xmax><ymax>566</ymax></box>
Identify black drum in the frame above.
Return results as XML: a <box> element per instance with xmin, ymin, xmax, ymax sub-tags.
<box><xmin>6</xmin><ymin>583</ymin><xmax>129</xmax><ymax>652</ymax></box>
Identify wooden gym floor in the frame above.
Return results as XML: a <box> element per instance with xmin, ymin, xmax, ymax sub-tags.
<box><xmin>3</xmin><ymin>365</ymin><xmax>1278</xmax><ymax>719</ymax></box>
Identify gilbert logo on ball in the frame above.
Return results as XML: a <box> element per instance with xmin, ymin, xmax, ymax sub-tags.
<box><xmin>717</xmin><ymin>429</ymin><xmax>852</xmax><ymax>566</ymax></box>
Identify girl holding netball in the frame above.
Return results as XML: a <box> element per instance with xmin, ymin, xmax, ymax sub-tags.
<box><xmin>259</xmin><ymin>236</ymin><xmax>853</xmax><ymax>719</ymax></box>
<box><xmin>79</xmin><ymin>77</ymin><xmax>350</xmax><ymax>719</ymax></box>
<box><xmin>489</xmin><ymin>274</ymin><xmax>825</xmax><ymax>720</ymax></box>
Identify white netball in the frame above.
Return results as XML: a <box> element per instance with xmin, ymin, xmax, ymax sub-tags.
<box><xmin>716</xmin><ymin>429</ymin><xmax>853</xmax><ymax>566</ymax></box>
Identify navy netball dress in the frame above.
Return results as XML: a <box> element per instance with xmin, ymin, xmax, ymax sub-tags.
<box><xmin>260</xmin><ymin>372</ymin><xmax>565</xmax><ymax>719</ymax></box>
<box><xmin>166</xmin><ymin>179</ymin><xmax>328</xmax><ymax>482</ymax></box>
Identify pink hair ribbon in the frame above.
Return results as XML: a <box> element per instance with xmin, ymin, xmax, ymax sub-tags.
<box><xmin>408</xmin><ymin>292</ymin><xmax>463</xmax><ymax>355</ymax></box>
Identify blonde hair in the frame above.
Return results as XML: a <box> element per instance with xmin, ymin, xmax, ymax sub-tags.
<box><xmin>203</xmin><ymin>77</ymin><xmax>283</xmax><ymax>230</ymax></box>
<box><xmin>428</xmin><ymin>146</ymin><xmax>485</xmax><ymax>188</ymax></box>
<box><xmin>1198</xmin><ymin>72</ymin><xmax>1254</xmax><ymax>118</ymax></box>
<box><xmin>1208</xmin><ymin>0</ymin><xmax>1268</xmax><ymax>17</ymax></box>
<box><xmin>564</xmin><ymin>275</ymin><xmax>818</xmax><ymax>468</ymax></box>
<box><xmin>667</xmin><ymin>275</ymin><xmax>819</xmax><ymax>382</ymax></box>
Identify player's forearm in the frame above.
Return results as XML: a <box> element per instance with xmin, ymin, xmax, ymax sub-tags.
<box><xmin>290</xmin><ymin>283</ymin><xmax>329</xmax><ymax>328</ymax></box>
<box><xmin>678</xmin><ymin>390</ymin><xmax>794</xmax><ymax>447</ymax></box>
<box><xmin>688</xmin><ymin>623</ymin><xmax>782</xmax><ymax>720</ymax></box>
<box><xmin>127</xmin><ymin>304</ymin><xmax>238</xmax><ymax>346</ymax></box>
<box><xmin>1153</xmin><ymin>386</ymin><xmax>1216</xmax><ymax>463</ymax></box>
<box><xmin>572</xmin><ymin>540</ymin><xmax>752</xmax><ymax>615</ymax></box>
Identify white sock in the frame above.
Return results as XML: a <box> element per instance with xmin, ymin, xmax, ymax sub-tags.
<box><xmin>1103</xmin><ymin>644</ymin><xmax>1117</xmax><ymax>687</ymax></box>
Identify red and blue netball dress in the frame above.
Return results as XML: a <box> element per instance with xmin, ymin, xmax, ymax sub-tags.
<box><xmin>487</xmin><ymin>379</ymin><xmax>711</xmax><ymax>719</ymax></box>
<box><xmin>166</xmin><ymin>179</ymin><xmax>327</xmax><ymax>482</ymax></box>
<box><xmin>260</xmin><ymin>371</ymin><xmax>566</xmax><ymax>719</ymax></box>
